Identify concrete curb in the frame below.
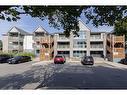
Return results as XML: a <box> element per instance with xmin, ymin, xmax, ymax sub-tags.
<box><xmin>104</xmin><ymin>61</ymin><xmax>127</xmax><ymax>69</ymax></box>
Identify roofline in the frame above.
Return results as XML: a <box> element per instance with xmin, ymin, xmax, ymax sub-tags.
<box><xmin>79</xmin><ymin>19</ymin><xmax>91</xmax><ymax>31</ymax></box>
<box><xmin>7</xmin><ymin>26</ymin><xmax>29</xmax><ymax>34</ymax></box>
<box><xmin>33</xmin><ymin>25</ymin><xmax>49</xmax><ymax>34</ymax></box>
<box><xmin>91</xmin><ymin>31</ymin><xmax>107</xmax><ymax>33</ymax></box>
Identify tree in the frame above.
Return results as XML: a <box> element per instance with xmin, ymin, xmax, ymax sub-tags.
<box><xmin>0</xmin><ymin>6</ymin><xmax>127</xmax><ymax>37</ymax></box>
<box><xmin>0</xmin><ymin>40</ymin><xmax>2</xmax><ymax>50</ymax></box>
<box><xmin>114</xmin><ymin>17</ymin><xmax>127</xmax><ymax>37</ymax></box>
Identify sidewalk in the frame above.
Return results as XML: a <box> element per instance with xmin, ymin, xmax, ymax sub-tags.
<box><xmin>104</xmin><ymin>61</ymin><xmax>127</xmax><ymax>69</ymax></box>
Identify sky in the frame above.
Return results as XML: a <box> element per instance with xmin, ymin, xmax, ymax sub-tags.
<box><xmin>0</xmin><ymin>14</ymin><xmax>113</xmax><ymax>40</ymax></box>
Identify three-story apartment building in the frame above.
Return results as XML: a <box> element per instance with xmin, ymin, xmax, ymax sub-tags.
<box><xmin>33</xmin><ymin>26</ymin><xmax>49</xmax><ymax>56</ymax></box>
<box><xmin>54</xmin><ymin>20</ymin><xmax>106</xmax><ymax>60</ymax></box>
<box><xmin>3</xmin><ymin>20</ymin><xmax>124</xmax><ymax>62</ymax></box>
<box><xmin>2</xmin><ymin>27</ymin><xmax>29</xmax><ymax>53</ymax></box>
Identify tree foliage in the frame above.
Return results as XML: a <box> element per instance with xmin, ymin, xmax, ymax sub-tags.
<box><xmin>0</xmin><ymin>40</ymin><xmax>2</xmax><ymax>50</ymax></box>
<box><xmin>0</xmin><ymin>6</ymin><xmax>127</xmax><ymax>37</ymax></box>
<box><xmin>114</xmin><ymin>17</ymin><xmax>127</xmax><ymax>40</ymax></box>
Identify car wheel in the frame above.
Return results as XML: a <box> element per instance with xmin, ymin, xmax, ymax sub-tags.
<box><xmin>18</xmin><ymin>61</ymin><xmax>21</xmax><ymax>64</ymax></box>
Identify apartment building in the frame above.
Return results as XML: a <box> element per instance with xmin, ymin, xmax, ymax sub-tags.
<box><xmin>3</xmin><ymin>20</ymin><xmax>125</xmax><ymax>62</ymax></box>
<box><xmin>33</xmin><ymin>26</ymin><xmax>48</xmax><ymax>56</ymax></box>
<box><xmin>54</xmin><ymin>20</ymin><xmax>106</xmax><ymax>60</ymax></box>
<box><xmin>106</xmin><ymin>33</ymin><xmax>125</xmax><ymax>62</ymax></box>
<box><xmin>40</xmin><ymin>34</ymin><xmax>54</xmax><ymax>60</ymax></box>
<box><xmin>2</xmin><ymin>27</ymin><xmax>29</xmax><ymax>53</ymax></box>
<box><xmin>33</xmin><ymin>26</ymin><xmax>54</xmax><ymax>60</ymax></box>
<box><xmin>90</xmin><ymin>32</ymin><xmax>106</xmax><ymax>58</ymax></box>
<box><xmin>23</xmin><ymin>34</ymin><xmax>34</xmax><ymax>52</ymax></box>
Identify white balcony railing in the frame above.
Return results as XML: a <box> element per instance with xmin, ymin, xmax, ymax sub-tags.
<box><xmin>9</xmin><ymin>37</ymin><xmax>24</xmax><ymax>41</ymax></box>
<box><xmin>90</xmin><ymin>45</ymin><xmax>103</xmax><ymax>48</ymax></box>
<box><xmin>57</xmin><ymin>45</ymin><xmax>70</xmax><ymax>49</ymax></box>
<box><xmin>58</xmin><ymin>36</ymin><xmax>70</xmax><ymax>41</ymax></box>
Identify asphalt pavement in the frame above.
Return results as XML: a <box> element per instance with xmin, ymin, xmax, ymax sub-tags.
<box><xmin>0</xmin><ymin>61</ymin><xmax>127</xmax><ymax>89</ymax></box>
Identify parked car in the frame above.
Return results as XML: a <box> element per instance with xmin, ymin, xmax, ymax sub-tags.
<box><xmin>81</xmin><ymin>56</ymin><xmax>94</xmax><ymax>65</ymax></box>
<box><xmin>54</xmin><ymin>55</ymin><xmax>66</xmax><ymax>64</ymax></box>
<box><xmin>8</xmin><ymin>56</ymin><xmax>31</xmax><ymax>64</ymax></box>
<box><xmin>118</xmin><ymin>58</ymin><xmax>125</xmax><ymax>64</ymax></box>
<box><xmin>0</xmin><ymin>54</ymin><xmax>13</xmax><ymax>63</ymax></box>
<box><xmin>119</xmin><ymin>58</ymin><xmax>127</xmax><ymax>65</ymax></box>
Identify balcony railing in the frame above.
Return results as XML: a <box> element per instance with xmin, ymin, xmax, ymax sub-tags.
<box><xmin>8</xmin><ymin>45</ymin><xmax>23</xmax><ymax>50</ymax></box>
<box><xmin>90</xmin><ymin>35</ymin><xmax>101</xmax><ymax>39</ymax></box>
<box><xmin>90</xmin><ymin>45</ymin><xmax>103</xmax><ymax>48</ymax></box>
<box><xmin>90</xmin><ymin>36</ymin><xmax>103</xmax><ymax>41</ymax></box>
<box><xmin>34</xmin><ymin>45</ymin><xmax>41</xmax><ymax>49</ymax></box>
<box><xmin>58</xmin><ymin>36</ymin><xmax>69</xmax><ymax>41</ymax></box>
<box><xmin>9</xmin><ymin>37</ymin><xmax>24</xmax><ymax>41</ymax></box>
<box><xmin>114</xmin><ymin>48</ymin><xmax>124</xmax><ymax>53</ymax></box>
<box><xmin>34</xmin><ymin>37</ymin><xmax>42</xmax><ymax>41</ymax></box>
<box><xmin>114</xmin><ymin>36</ymin><xmax>124</xmax><ymax>42</ymax></box>
<box><xmin>41</xmin><ymin>37</ymin><xmax>54</xmax><ymax>43</ymax></box>
<box><xmin>57</xmin><ymin>45</ymin><xmax>70</xmax><ymax>49</ymax></box>
<box><xmin>73</xmin><ymin>45</ymin><xmax>86</xmax><ymax>48</ymax></box>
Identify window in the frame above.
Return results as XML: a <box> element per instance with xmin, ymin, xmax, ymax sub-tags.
<box><xmin>73</xmin><ymin>51</ymin><xmax>86</xmax><ymax>57</ymax></box>
<box><xmin>36</xmin><ymin>50</ymin><xmax>40</xmax><ymax>54</ymax></box>
<box><xmin>57</xmin><ymin>42</ymin><xmax>70</xmax><ymax>48</ymax></box>
<box><xmin>35</xmin><ymin>32</ymin><xmax>44</xmax><ymax>36</ymax></box>
<box><xmin>74</xmin><ymin>31</ymin><xmax>86</xmax><ymax>39</ymax></box>
<box><xmin>91</xmin><ymin>33</ymin><xmax>101</xmax><ymax>39</ymax></box>
<box><xmin>59</xmin><ymin>34</ymin><xmax>69</xmax><ymax>40</ymax></box>
<box><xmin>73</xmin><ymin>40</ymin><xmax>87</xmax><ymax>48</ymax></box>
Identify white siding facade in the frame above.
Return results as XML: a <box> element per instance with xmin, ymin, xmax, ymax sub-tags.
<box><xmin>23</xmin><ymin>35</ymin><xmax>34</xmax><ymax>52</ymax></box>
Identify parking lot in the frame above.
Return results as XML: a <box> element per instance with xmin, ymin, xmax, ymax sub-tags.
<box><xmin>0</xmin><ymin>60</ymin><xmax>127</xmax><ymax>89</ymax></box>
<box><xmin>0</xmin><ymin>61</ymin><xmax>38</xmax><ymax>77</ymax></box>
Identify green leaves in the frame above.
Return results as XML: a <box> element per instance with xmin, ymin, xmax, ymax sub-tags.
<box><xmin>114</xmin><ymin>17</ymin><xmax>127</xmax><ymax>40</ymax></box>
<box><xmin>0</xmin><ymin>40</ymin><xmax>2</xmax><ymax>50</ymax></box>
<box><xmin>0</xmin><ymin>6</ymin><xmax>127</xmax><ymax>37</ymax></box>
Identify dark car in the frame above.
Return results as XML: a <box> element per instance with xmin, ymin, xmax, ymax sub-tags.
<box><xmin>8</xmin><ymin>56</ymin><xmax>31</xmax><ymax>64</ymax></box>
<box><xmin>119</xmin><ymin>58</ymin><xmax>127</xmax><ymax>65</ymax></box>
<box><xmin>0</xmin><ymin>54</ymin><xmax>13</xmax><ymax>63</ymax></box>
<box><xmin>54</xmin><ymin>55</ymin><xmax>66</xmax><ymax>64</ymax></box>
<box><xmin>118</xmin><ymin>58</ymin><xmax>125</xmax><ymax>64</ymax></box>
<box><xmin>81</xmin><ymin>56</ymin><xmax>94</xmax><ymax>65</ymax></box>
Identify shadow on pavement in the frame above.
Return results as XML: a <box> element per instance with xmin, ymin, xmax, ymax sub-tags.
<box><xmin>36</xmin><ymin>65</ymin><xmax>127</xmax><ymax>89</ymax></box>
<box><xmin>0</xmin><ymin>64</ymin><xmax>127</xmax><ymax>89</ymax></box>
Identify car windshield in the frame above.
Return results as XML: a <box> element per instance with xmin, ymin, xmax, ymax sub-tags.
<box><xmin>14</xmin><ymin>56</ymin><xmax>22</xmax><ymax>59</ymax></box>
<box><xmin>84</xmin><ymin>56</ymin><xmax>93</xmax><ymax>59</ymax></box>
<box><xmin>55</xmin><ymin>56</ymin><xmax>63</xmax><ymax>58</ymax></box>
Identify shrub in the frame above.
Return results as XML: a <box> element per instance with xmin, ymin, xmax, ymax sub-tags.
<box><xmin>16</xmin><ymin>52</ymin><xmax>35</xmax><ymax>58</ymax></box>
<box><xmin>0</xmin><ymin>52</ymin><xmax>14</xmax><ymax>57</ymax></box>
<box><xmin>0</xmin><ymin>52</ymin><xmax>35</xmax><ymax>59</ymax></box>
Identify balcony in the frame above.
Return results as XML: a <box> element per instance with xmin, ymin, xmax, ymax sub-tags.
<box><xmin>114</xmin><ymin>48</ymin><xmax>125</xmax><ymax>53</ymax></box>
<box><xmin>40</xmin><ymin>37</ymin><xmax>54</xmax><ymax>44</ymax></box>
<box><xmin>57</xmin><ymin>36</ymin><xmax>70</xmax><ymax>42</ymax></box>
<box><xmin>73</xmin><ymin>45</ymin><xmax>86</xmax><ymax>48</ymax></box>
<box><xmin>9</xmin><ymin>37</ymin><xmax>24</xmax><ymax>42</ymax></box>
<box><xmin>114</xmin><ymin>36</ymin><xmax>125</xmax><ymax>42</ymax></box>
<box><xmin>8</xmin><ymin>45</ymin><xmax>23</xmax><ymax>50</ymax></box>
<box><xmin>34</xmin><ymin>37</ymin><xmax>42</xmax><ymax>42</ymax></box>
<box><xmin>90</xmin><ymin>45</ymin><xmax>104</xmax><ymax>51</ymax></box>
<box><xmin>90</xmin><ymin>36</ymin><xmax>103</xmax><ymax>41</ymax></box>
<box><xmin>57</xmin><ymin>45</ymin><xmax>70</xmax><ymax>49</ymax></box>
<box><xmin>90</xmin><ymin>45</ymin><xmax>103</xmax><ymax>49</ymax></box>
<box><xmin>34</xmin><ymin>45</ymin><xmax>41</xmax><ymax>49</ymax></box>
